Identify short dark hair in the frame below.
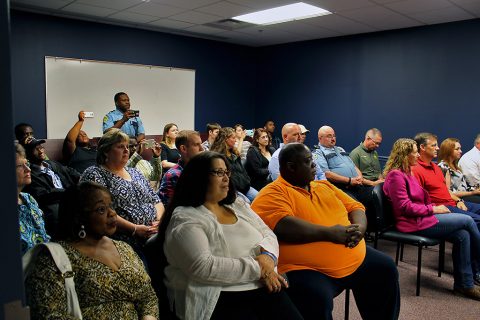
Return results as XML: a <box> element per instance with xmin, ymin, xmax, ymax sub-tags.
<box><xmin>14</xmin><ymin>122</ymin><xmax>33</xmax><ymax>141</ymax></box>
<box><xmin>264</xmin><ymin>119</ymin><xmax>274</xmax><ymax>127</ymax></box>
<box><xmin>114</xmin><ymin>92</ymin><xmax>127</xmax><ymax>103</ymax></box>
<box><xmin>206</xmin><ymin>123</ymin><xmax>221</xmax><ymax>132</ymax></box>
<box><xmin>55</xmin><ymin>181</ymin><xmax>110</xmax><ymax>241</ymax></box>
<box><xmin>414</xmin><ymin>132</ymin><xmax>437</xmax><ymax>149</ymax></box>
<box><xmin>175</xmin><ymin>130</ymin><xmax>200</xmax><ymax>149</ymax></box>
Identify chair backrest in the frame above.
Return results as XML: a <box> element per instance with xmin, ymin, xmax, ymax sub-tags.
<box><xmin>372</xmin><ymin>183</ymin><xmax>396</xmax><ymax>233</ymax></box>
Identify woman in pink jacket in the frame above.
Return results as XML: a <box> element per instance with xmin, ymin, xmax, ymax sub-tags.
<box><xmin>383</xmin><ymin>138</ymin><xmax>480</xmax><ymax>301</ymax></box>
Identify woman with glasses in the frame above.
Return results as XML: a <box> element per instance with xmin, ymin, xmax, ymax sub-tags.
<box><xmin>159</xmin><ymin>151</ymin><xmax>303</xmax><ymax>320</ymax></box>
<box><xmin>211</xmin><ymin>127</ymin><xmax>258</xmax><ymax>202</ymax></box>
<box><xmin>15</xmin><ymin>141</ymin><xmax>50</xmax><ymax>254</ymax></box>
<box><xmin>25</xmin><ymin>181</ymin><xmax>159</xmax><ymax>319</ymax></box>
<box><xmin>438</xmin><ymin>138</ymin><xmax>480</xmax><ymax>204</ymax></box>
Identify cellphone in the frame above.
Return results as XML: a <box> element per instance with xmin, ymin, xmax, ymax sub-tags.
<box><xmin>245</xmin><ymin>129</ymin><xmax>254</xmax><ymax>137</ymax></box>
<box><xmin>142</xmin><ymin>139</ymin><xmax>156</xmax><ymax>149</ymax></box>
<box><xmin>130</xmin><ymin>110</ymin><xmax>140</xmax><ymax>117</ymax></box>
<box><xmin>84</xmin><ymin>112</ymin><xmax>94</xmax><ymax>118</ymax></box>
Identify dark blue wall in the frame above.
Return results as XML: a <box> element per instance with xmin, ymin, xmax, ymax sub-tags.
<box><xmin>11</xmin><ymin>10</ymin><xmax>257</xmax><ymax>136</ymax></box>
<box><xmin>256</xmin><ymin>19</ymin><xmax>480</xmax><ymax>155</ymax></box>
<box><xmin>11</xmin><ymin>11</ymin><xmax>480</xmax><ymax>156</ymax></box>
<box><xmin>1</xmin><ymin>2</ymin><xmax>25</xmax><ymax>319</ymax></box>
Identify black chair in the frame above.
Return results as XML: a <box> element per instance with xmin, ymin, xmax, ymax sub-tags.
<box><xmin>372</xmin><ymin>183</ymin><xmax>445</xmax><ymax>296</ymax></box>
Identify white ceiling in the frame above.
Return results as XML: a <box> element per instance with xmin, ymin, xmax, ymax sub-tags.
<box><xmin>9</xmin><ymin>0</ymin><xmax>480</xmax><ymax>47</ymax></box>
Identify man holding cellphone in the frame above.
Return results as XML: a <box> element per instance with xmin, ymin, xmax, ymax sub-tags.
<box><xmin>103</xmin><ymin>92</ymin><xmax>145</xmax><ymax>142</ymax></box>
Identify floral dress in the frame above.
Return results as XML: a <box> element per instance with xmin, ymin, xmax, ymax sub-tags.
<box><xmin>18</xmin><ymin>192</ymin><xmax>50</xmax><ymax>254</ymax></box>
<box><xmin>25</xmin><ymin>240</ymin><xmax>158</xmax><ymax>320</ymax></box>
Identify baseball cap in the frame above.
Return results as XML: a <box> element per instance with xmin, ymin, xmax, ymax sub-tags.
<box><xmin>298</xmin><ymin>124</ymin><xmax>310</xmax><ymax>134</ymax></box>
<box><xmin>24</xmin><ymin>137</ymin><xmax>46</xmax><ymax>150</ymax></box>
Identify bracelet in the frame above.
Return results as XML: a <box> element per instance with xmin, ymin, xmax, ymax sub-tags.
<box><xmin>348</xmin><ymin>177</ymin><xmax>351</xmax><ymax>185</ymax></box>
<box><xmin>132</xmin><ymin>225</ymin><xmax>137</xmax><ymax>236</ymax></box>
<box><xmin>260</xmin><ymin>251</ymin><xmax>278</xmax><ymax>266</ymax></box>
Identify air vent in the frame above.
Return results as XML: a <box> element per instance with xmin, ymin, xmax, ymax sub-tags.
<box><xmin>204</xmin><ymin>19</ymin><xmax>255</xmax><ymax>31</ymax></box>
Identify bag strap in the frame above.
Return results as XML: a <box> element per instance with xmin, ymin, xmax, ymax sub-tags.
<box><xmin>23</xmin><ymin>243</ymin><xmax>83</xmax><ymax>319</ymax></box>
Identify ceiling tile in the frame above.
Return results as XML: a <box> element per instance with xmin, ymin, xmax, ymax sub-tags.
<box><xmin>12</xmin><ymin>0</ymin><xmax>71</xmax><ymax>10</ymax></box>
<box><xmin>340</xmin><ymin>5</ymin><xmax>424</xmax><ymax>29</ymax></box>
<box><xmin>228</xmin><ymin>0</ymin><xmax>299</xmax><ymax>11</ymax></box>
<box><xmin>148</xmin><ymin>18</ymin><xmax>194</xmax><ymax>29</ymax></box>
<box><xmin>450</xmin><ymin>0</ymin><xmax>480</xmax><ymax>16</ymax></box>
<box><xmin>184</xmin><ymin>25</ymin><xmax>227</xmax><ymax>35</ymax></box>
<box><xmin>408</xmin><ymin>6</ymin><xmax>475</xmax><ymax>24</ymax></box>
<box><xmin>384</xmin><ymin>0</ymin><xmax>452</xmax><ymax>15</ymax></box>
<box><xmin>149</xmin><ymin>0</ymin><xmax>220</xmax><ymax>10</ymax></box>
<box><xmin>308</xmin><ymin>0</ymin><xmax>376</xmax><ymax>12</ymax></box>
<box><xmin>169</xmin><ymin>10</ymin><xmax>222</xmax><ymax>24</ymax></box>
<box><xmin>127</xmin><ymin>2</ymin><xmax>186</xmax><ymax>17</ymax></box>
<box><xmin>305</xmin><ymin>14</ymin><xmax>377</xmax><ymax>34</ymax></box>
<box><xmin>61</xmin><ymin>3</ymin><xmax>117</xmax><ymax>17</ymax></box>
<box><xmin>108</xmin><ymin>11</ymin><xmax>158</xmax><ymax>23</ymax></box>
<box><xmin>77</xmin><ymin>0</ymin><xmax>141</xmax><ymax>10</ymax></box>
<box><xmin>195</xmin><ymin>1</ymin><xmax>253</xmax><ymax>18</ymax></box>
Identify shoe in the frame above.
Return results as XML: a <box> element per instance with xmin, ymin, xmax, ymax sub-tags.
<box><xmin>454</xmin><ymin>286</ymin><xmax>480</xmax><ymax>301</ymax></box>
<box><xmin>475</xmin><ymin>273</ymin><xmax>480</xmax><ymax>286</ymax></box>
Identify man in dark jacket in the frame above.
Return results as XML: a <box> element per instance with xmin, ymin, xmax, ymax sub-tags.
<box><xmin>23</xmin><ymin>138</ymin><xmax>80</xmax><ymax>236</ymax></box>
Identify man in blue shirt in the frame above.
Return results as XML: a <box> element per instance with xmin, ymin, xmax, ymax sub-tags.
<box><xmin>103</xmin><ymin>92</ymin><xmax>145</xmax><ymax>142</ymax></box>
<box><xmin>313</xmin><ymin>125</ymin><xmax>375</xmax><ymax>230</ymax></box>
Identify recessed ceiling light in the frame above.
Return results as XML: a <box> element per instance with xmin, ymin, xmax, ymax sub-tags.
<box><xmin>232</xmin><ymin>2</ymin><xmax>331</xmax><ymax>26</ymax></box>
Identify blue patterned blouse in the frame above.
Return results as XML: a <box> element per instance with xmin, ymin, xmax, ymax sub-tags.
<box><xmin>18</xmin><ymin>192</ymin><xmax>50</xmax><ymax>254</ymax></box>
<box><xmin>80</xmin><ymin>166</ymin><xmax>160</xmax><ymax>245</ymax></box>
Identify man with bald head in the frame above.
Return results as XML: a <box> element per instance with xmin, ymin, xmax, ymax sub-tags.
<box><xmin>268</xmin><ymin>123</ymin><xmax>325</xmax><ymax>181</ymax></box>
<box><xmin>252</xmin><ymin>143</ymin><xmax>400</xmax><ymax>320</ymax></box>
<box><xmin>313</xmin><ymin>125</ymin><xmax>376</xmax><ymax>228</ymax></box>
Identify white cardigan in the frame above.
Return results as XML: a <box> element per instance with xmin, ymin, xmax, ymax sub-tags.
<box><xmin>164</xmin><ymin>198</ymin><xmax>279</xmax><ymax>320</ymax></box>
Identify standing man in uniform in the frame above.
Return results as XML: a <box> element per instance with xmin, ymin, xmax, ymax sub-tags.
<box><xmin>103</xmin><ymin>92</ymin><xmax>145</xmax><ymax>142</ymax></box>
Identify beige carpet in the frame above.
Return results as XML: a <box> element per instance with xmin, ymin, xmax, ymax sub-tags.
<box><xmin>332</xmin><ymin>240</ymin><xmax>480</xmax><ymax>320</ymax></box>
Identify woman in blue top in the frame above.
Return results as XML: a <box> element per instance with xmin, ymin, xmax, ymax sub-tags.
<box><xmin>15</xmin><ymin>141</ymin><xmax>50</xmax><ymax>254</ymax></box>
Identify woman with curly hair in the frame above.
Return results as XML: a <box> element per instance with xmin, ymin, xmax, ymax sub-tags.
<box><xmin>211</xmin><ymin>127</ymin><xmax>258</xmax><ymax>201</ymax></box>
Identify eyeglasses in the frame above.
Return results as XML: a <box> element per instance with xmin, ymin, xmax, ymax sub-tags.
<box><xmin>367</xmin><ymin>135</ymin><xmax>382</xmax><ymax>146</ymax></box>
<box><xmin>322</xmin><ymin>134</ymin><xmax>336</xmax><ymax>139</ymax></box>
<box><xmin>16</xmin><ymin>162</ymin><xmax>30</xmax><ymax>170</ymax></box>
<box><xmin>87</xmin><ymin>204</ymin><xmax>115</xmax><ymax>215</ymax></box>
<box><xmin>210</xmin><ymin>169</ymin><xmax>231</xmax><ymax>178</ymax></box>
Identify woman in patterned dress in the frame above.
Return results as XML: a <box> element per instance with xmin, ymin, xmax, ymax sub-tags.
<box><xmin>15</xmin><ymin>141</ymin><xmax>50</xmax><ymax>254</ymax></box>
<box><xmin>438</xmin><ymin>137</ymin><xmax>480</xmax><ymax>204</ymax></box>
<box><xmin>81</xmin><ymin>129</ymin><xmax>164</xmax><ymax>261</ymax></box>
<box><xmin>25</xmin><ymin>181</ymin><xmax>159</xmax><ymax>319</ymax></box>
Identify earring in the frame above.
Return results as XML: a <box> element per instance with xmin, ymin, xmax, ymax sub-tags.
<box><xmin>78</xmin><ymin>225</ymin><xmax>86</xmax><ymax>239</ymax></box>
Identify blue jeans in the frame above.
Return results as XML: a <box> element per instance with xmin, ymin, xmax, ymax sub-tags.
<box><xmin>412</xmin><ymin>213</ymin><xmax>480</xmax><ymax>289</ymax></box>
<box><xmin>447</xmin><ymin>201</ymin><xmax>480</xmax><ymax>231</ymax></box>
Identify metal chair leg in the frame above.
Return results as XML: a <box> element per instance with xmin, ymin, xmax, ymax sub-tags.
<box><xmin>400</xmin><ymin>243</ymin><xmax>405</xmax><ymax>261</ymax></box>
<box><xmin>416</xmin><ymin>244</ymin><xmax>423</xmax><ymax>296</ymax></box>
<box><xmin>438</xmin><ymin>240</ymin><xmax>445</xmax><ymax>277</ymax></box>
<box><xmin>344</xmin><ymin>288</ymin><xmax>350</xmax><ymax>320</ymax></box>
<box><xmin>395</xmin><ymin>242</ymin><xmax>400</xmax><ymax>265</ymax></box>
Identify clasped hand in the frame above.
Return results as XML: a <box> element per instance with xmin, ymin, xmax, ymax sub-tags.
<box><xmin>256</xmin><ymin>254</ymin><xmax>288</xmax><ymax>293</ymax></box>
<box><xmin>330</xmin><ymin>224</ymin><xmax>363</xmax><ymax>248</ymax></box>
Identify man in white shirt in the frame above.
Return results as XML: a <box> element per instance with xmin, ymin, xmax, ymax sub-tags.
<box><xmin>459</xmin><ymin>134</ymin><xmax>480</xmax><ymax>188</ymax></box>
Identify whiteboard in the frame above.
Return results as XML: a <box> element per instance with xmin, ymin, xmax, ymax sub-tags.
<box><xmin>45</xmin><ymin>56</ymin><xmax>195</xmax><ymax>139</ymax></box>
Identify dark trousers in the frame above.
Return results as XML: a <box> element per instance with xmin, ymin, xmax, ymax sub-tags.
<box><xmin>210</xmin><ymin>288</ymin><xmax>304</xmax><ymax>320</ymax></box>
<box><xmin>341</xmin><ymin>185</ymin><xmax>376</xmax><ymax>231</ymax></box>
<box><xmin>286</xmin><ymin>246</ymin><xmax>400</xmax><ymax>320</ymax></box>
<box><xmin>447</xmin><ymin>200</ymin><xmax>480</xmax><ymax>231</ymax></box>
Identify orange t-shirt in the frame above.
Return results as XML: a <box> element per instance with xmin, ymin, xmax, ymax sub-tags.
<box><xmin>251</xmin><ymin>176</ymin><xmax>366</xmax><ymax>278</ymax></box>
